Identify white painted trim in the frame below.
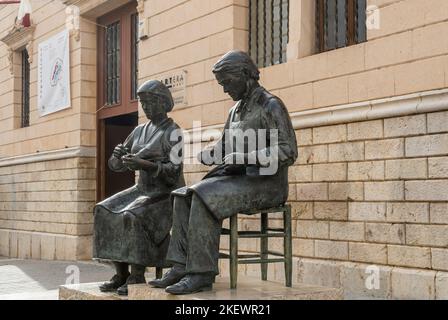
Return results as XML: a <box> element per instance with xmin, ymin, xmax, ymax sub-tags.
<box><xmin>0</xmin><ymin>146</ymin><xmax>96</xmax><ymax>168</ymax></box>
<box><xmin>183</xmin><ymin>88</ymin><xmax>448</xmax><ymax>143</ymax></box>
<box><xmin>291</xmin><ymin>88</ymin><xmax>448</xmax><ymax>129</ymax></box>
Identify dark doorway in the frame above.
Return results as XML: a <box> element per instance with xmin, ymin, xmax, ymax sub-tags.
<box><xmin>98</xmin><ymin>112</ymin><xmax>138</xmax><ymax>201</ymax></box>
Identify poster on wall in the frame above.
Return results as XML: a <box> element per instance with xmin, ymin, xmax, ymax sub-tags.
<box><xmin>38</xmin><ymin>29</ymin><xmax>71</xmax><ymax>116</ymax></box>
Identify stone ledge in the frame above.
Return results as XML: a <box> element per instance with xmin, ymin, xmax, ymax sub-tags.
<box><xmin>0</xmin><ymin>146</ymin><xmax>96</xmax><ymax>168</ymax></box>
<box><xmin>59</xmin><ymin>276</ymin><xmax>343</xmax><ymax>300</ymax></box>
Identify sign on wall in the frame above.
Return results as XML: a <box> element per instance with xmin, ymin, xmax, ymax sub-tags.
<box><xmin>38</xmin><ymin>29</ymin><xmax>71</xmax><ymax>116</ymax></box>
<box><xmin>158</xmin><ymin>70</ymin><xmax>187</xmax><ymax>108</ymax></box>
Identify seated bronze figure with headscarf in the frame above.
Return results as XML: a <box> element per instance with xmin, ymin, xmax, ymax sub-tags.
<box><xmin>93</xmin><ymin>80</ymin><xmax>185</xmax><ymax>296</ymax></box>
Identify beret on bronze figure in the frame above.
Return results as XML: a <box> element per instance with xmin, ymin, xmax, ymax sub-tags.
<box><xmin>137</xmin><ymin>79</ymin><xmax>174</xmax><ymax>112</ymax></box>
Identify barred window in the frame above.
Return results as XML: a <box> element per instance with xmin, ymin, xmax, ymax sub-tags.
<box><xmin>316</xmin><ymin>0</ymin><xmax>366</xmax><ymax>53</ymax></box>
<box><xmin>21</xmin><ymin>49</ymin><xmax>30</xmax><ymax>128</ymax></box>
<box><xmin>105</xmin><ymin>21</ymin><xmax>121</xmax><ymax>106</ymax></box>
<box><xmin>98</xmin><ymin>2</ymin><xmax>139</xmax><ymax>119</ymax></box>
<box><xmin>249</xmin><ymin>0</ymin><xmax>289</xmax><ymax>68</ymax></box>
<box><xmin>131</xmin><ymin>13</ymin><xmax>139</xmax><ymax>101</ymax></box>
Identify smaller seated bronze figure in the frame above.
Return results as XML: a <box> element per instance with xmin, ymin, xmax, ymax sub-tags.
<box><xmin>93</xmin><ymin>80</ymin><xmax>185</xmax><ymax>295</ymax></box>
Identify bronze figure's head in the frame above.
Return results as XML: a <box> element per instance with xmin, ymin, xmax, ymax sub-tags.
<box><xmin>212</xmin><ymin>50</ymin><xmax>260</xmax><ymax>101</ymax></box>
<box><xmin>137</xmin><ymin>80</ymin><xmax>174</xmax><ymax>120</ymax></box>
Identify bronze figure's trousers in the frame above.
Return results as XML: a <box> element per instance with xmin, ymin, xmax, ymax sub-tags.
<box><xmin>166</xmin><ymin>193</ymin><xmax>222</xmax><ymax>275</ymax></box>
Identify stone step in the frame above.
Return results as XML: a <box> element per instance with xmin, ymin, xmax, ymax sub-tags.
<box><xmin>59</xmin><ymin>276</ymin><xmax>343</xmax><ymax>300</ymax></box>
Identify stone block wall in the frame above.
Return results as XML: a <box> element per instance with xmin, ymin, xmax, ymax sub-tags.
<box><xmin>202</xmin><ymin>109</ymin><xmax>446</xmax><ymax>299</ymax></box>
<box><xmin>0</xmin><ymin>156</ymin><xmax>96</xmax><ymax>260</ymax></box>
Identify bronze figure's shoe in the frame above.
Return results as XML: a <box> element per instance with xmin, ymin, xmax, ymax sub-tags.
<box><xmin>99</xmin><ymin>273</ymin><xmax>129</xmax><ymax>292</ymax></box>
<box><xmin>116</xmin><ymin>283</ymin><xmax>128</xmax><ymax>296</ymax></box>
<box><xmin>165</xmin><ymin>274</ymin><xmax>214</xmax><ymax>295</ymax></box>
<box><xmin>117</xmin><ymin>274</ymin><xmax>146</xmax><ymax>296</ymax></box>
<box><xmin>148</xmin><ymin>265</ymin><xmax>186</xmax><ymax>288</ymax></box>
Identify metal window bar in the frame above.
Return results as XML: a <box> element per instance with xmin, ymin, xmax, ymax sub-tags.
<box><xmin>249</xmin><ymin>0</ymin><xmax>257</xmax><ymax>63</ymax></box>
<box><xmin>317</xmin><ymin>0</ymin><xmax>367</xmax><ymax>53</ymax></box>
<box><xmin>326</xmin><ymin>0</ymin><xmax>336</xmax><ymax>50</ymax></box>
<box><xmin>356</xmin><ymin>0</ymin><xmax>367</xmax><ymax>43</ymax></box>
<box><xmin>336</xmin><ymin>0</ymin><xmax>347</xmax><ymax>48</ymax></box>
<box><xmin>21</xmin><ymin>49</ymin><xmax>30</xmax><ymax>128</ymax></box>
<box><xmin>280</xmin><ymin>0</ymin><xmax>288</xmax><ymax>63</ymax></box>
<box><xmin>105</xmin><ymin>21</ymin><xmax>120</xmax><ymax>105</ymax></box>
<box><xmin>131</xmin><ymin>13</ymin><xmax>139</xmax><ymax>100</ymax></box>
<box><xmin>106</xmin><ymin>26</ymin><xmax>111</xmax><ymax>104</ymax></box>
<box><xmin>249</xmin><ymin>0</ymin><xmax>289</xmax><ymax>68</ymax></box>
<box><xmin>347</xmin><ymin>0</ymin><xmax>355</xmax><ymax>46</ymax></box>
<box><xmin>265</xmin><ymin>0</ymin><xmax>273</xmax><ymax>66</ymax></box>
<box><xmin>316</xmin><ymin>0</ymin><xmax>323</xmax><ymax>53</ymax></box>
<box><xmin>272</xmin><ymin>0</ymin><xmax>281</xmax><ymax>65</ymax></box>
<box><xmin>115</xmin><ymin>22</ymin><xmax>121</xmax><ymax>104</ymax></box>
<box><xmin>257</xmin><ymin>0</ymin><xmax>265</xmax><ymax>67</ymax></box>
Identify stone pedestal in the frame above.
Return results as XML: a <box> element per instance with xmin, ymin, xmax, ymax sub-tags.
<box><xmin>59</xmin><ymin>282</ymin><xmax>127</xmax><ymax>300</ymax></box>
<box><xmin>59</xmin><ymin>276</ymin><xmax>343</xmax><ymax>300</ymax></box>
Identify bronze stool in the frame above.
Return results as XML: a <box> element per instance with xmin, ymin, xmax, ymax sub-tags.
<box><xmin>220</xmin><ymin>204</ymin><xmax>292</xmax><ymax>289</ymax></box>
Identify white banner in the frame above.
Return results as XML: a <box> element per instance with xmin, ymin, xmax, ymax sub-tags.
<box><xmin>38</xmin><ymin>29</ymin><xmax>71</xmax><ymax>116</ymax></box>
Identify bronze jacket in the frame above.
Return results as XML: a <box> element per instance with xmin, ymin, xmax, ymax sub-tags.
<box><xmin>173</xmin><ymin>86</ymin><xmax>298</xmax><ymax>220</ymax></box>
<box><xmin>93</xmin><ymin>118</ymin><xmax>185</xmax><ymax>266</ymax></box>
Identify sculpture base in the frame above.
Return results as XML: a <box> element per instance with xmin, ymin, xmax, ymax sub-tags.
<box><xmin>59</xmin><ymin>282</ymin><xmax>127</xmax><ymax>300</ymax></box>
<box><xmin>59</xmin><ymin>276</ymin><xmax>343</xmax><ymax>300</ymax></box>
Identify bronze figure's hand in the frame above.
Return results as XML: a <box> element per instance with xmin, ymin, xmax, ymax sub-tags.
<box><xmin>113</xmin><ymin>144</ymin><xmax>128</xmax><ymax>159</ymax></box>
<box><xmin>122</xmin><ymin>154</ymin><xmax>157</xmax><ymax>171</ymax></box>
<box><xmin>121</xmin><ymin>154</ymin><xmax>139</xmax><ymax>170</ymax></box>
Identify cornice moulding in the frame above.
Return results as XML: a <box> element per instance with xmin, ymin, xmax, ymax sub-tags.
<box><xmin>62</xmin><ymin>0</ymin><xmax>132</xmax><ymax>18</ymax></box>
<box><xmin>1</xmin><ymin>24</ymin><xmax>35</xmax><ymax>72</ymax></box>
<box><xmin>0</xmin><ymin>24</ymin><xmax>35</xmax><ymax>51</ymax></box>
<box><xmin>0</xmin><ymin>146</ymin><xmax>96</xmax><ymax>168</ymax></box>
<box><xmin>62</xmin><ymin>0</ymin><xmax>89</xmax><ymax>8</ymax></box>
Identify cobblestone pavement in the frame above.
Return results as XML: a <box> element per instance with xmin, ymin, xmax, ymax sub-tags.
<box><xmin>0</xmin><ymin>257</ymin><xmax>115</xmax><ymax>300</ymax></box>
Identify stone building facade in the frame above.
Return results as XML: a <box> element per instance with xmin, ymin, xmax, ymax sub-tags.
<box><xmin>0</xmin><ymin>0</ymin><xmax>447</xmax><ymax>299</ymax></box>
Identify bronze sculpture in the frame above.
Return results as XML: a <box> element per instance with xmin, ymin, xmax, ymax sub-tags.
<box><xmin>148</xmin><ymin>50</ymin><xmax>298</xmax><ymax>294</ymax></box>
<box><xmin>93</xmin><ymin>80</ymin><xmax>185</xmax><ymax>296</ymax></box>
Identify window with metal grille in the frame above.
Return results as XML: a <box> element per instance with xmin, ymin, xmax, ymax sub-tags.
<box><xmin>21</xmin><ymin>49</ymin><xmax>30</xmax><ymax>128</ymax></box>
<box><xmin>249</xmin><ymin>0</ymin><xmax>289</xmax><ymax>68</ymax></box>
<box><xmin>131</xmin><ymin>13</ymin><xmax>139</xmax><ymax>101</ymax></box>
<box><xmin>98</xmin><ymin>2</ymin><xmax>139</xmax><ymax>119</ymax></box>
<box><xmin>316</xmin><ymin>0</ymin><xmax>366</xmax><ymax>53</ymax></box>
<box><xmin>105</xmin><ymin>21</ymin><xmax>121</xmax><ymax>105</ymax></box>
